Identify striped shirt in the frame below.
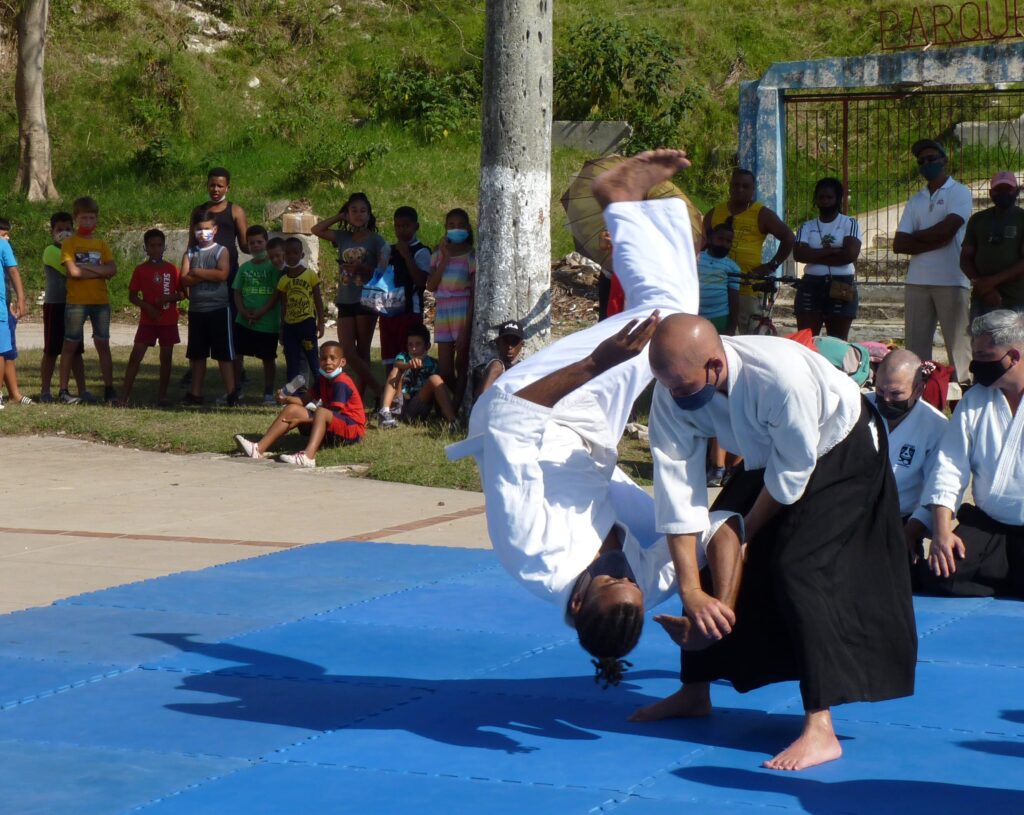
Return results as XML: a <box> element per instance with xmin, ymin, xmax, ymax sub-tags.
<box><xmin>697</xmin><ymin>250</ymin><xmax>741</xmax><ymax>319</ymax></box>
<box><xmin>795</xmin><ymin>214</ymin><xmax>861</xmax><ymax>277</ymax></box>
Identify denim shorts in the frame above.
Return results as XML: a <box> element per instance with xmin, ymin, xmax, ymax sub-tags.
<box><xmin>64</xmin><ymin>303</ymin><xmax>112</xmax><ymax>343</ymax></box>
<box><xmin>793</xmin><ymin>275</ymin><xmax>859</xmax><ymax>319</ymax></box>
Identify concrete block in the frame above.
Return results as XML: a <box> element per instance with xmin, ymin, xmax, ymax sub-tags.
<box><xmin>552</xmin><ymin>121</ymin><xmax>632</xmax><ymax>155</ymax></box>
<box><xmin>109</xmin><ymin>228</ymin><xmax>322</xmax><ymax>273</ymax></box>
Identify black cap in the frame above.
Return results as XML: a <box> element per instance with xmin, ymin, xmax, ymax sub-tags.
<box><xmin>496</xmin><ymin>320</ymin><xmax>525</xmax><ymax>340</ymax></box>
<box><xmin>911</xmin><ymin>138</ymin><xmax>947</xmax><ymax>158</ymax></box>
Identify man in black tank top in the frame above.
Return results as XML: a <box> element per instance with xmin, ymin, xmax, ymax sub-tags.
<box><xmin>184</xmin><ymin>168</ymin><xmax>251</xmax><ymax>387</ymax></box>
<box><xmin>188</xmin><ymin>168</ymin><xmax>250</xmax><ymax>273</ymax></box>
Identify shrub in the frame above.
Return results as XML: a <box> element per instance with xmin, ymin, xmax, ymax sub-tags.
<box><xmin>359</xmin><ymin>57</ymin><xmax>481</xmax><ymax>143</ymax></box>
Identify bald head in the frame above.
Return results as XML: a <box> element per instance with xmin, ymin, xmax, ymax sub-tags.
<box><xmin>876</xmin><ymin>349</ymin><xmax>923</xmax><ymax>393</ymax></box>
<box><xmin>649</xmin><ymin>314</ymin><xmax>727</xmax><ymax>397</ymax></box>
<box><xmin>875</xmin><ymin>349</ymin><xmax>924</xmax><ymax>413</ymax></box>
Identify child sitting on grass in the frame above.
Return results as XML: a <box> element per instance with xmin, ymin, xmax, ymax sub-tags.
<box><xmin>378</xmin><ymin>324</ymin><xmax>458</xmax><ymax>431</ymax></box>
<box><xmin>119</xmin><ymin>229</ymin><xmax>183</xmax><ymax>406</ymax></box>
<box><xmin>234</xmin><ymin>340</ymin><xmax>364</xmax><ymax>468</ymax></box>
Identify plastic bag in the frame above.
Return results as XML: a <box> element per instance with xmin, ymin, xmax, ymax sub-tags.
<box><xmin>360</xmin><ymin>265</ymin><xmax>406</xmax><ymax>316</ymax></box>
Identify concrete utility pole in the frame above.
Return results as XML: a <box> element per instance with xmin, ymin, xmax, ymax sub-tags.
<box><xmin>474</xmin><ymin>0</ymin><xmax>553</xmax><ymax>366</ymax></box>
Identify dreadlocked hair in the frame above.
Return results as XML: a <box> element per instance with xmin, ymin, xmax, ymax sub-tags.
<box><xmin>575</xmin><ymin>601</ymin><xmax>644</xmax><ymax>688</ymax></box>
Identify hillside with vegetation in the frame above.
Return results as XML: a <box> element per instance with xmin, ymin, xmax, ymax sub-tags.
<box><xmin>0</xmin><ymin>0</ymin><xmax>908</xmax><ymax>306</ymax></box>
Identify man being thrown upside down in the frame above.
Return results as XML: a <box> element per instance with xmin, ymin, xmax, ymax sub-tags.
<box><xmin>448</xmin><ymin>150</ymin><xmax>743</xmax><ymax>686</ymax></box>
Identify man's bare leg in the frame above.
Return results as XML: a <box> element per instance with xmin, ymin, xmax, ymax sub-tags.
<box><xmin>629</xmin><ymin>519</ymin><xmax>743</xmax><ymax>722</ymax></box>
<box><xmin>763</xmin><ymin>708</ymin><xmax>842</xmax><ymax>771</ymax></box>
<box><xmin>592</xmin><ymin>149</ymin><xmax>691</xmax><ymax>208</ymax></box>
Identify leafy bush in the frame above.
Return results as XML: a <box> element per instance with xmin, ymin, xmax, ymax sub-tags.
<box><xmin>293</xmin><ymin>136</ymin><xmax>391</xmax><ymax>187</ymax></box>
<box><xmin>359</xmin><ymin>58</ymin><xmax>481</xmax><ymax>143</ymax></box>
<box><xmin>554</xmin><ymin>17</ymin><xmax>714</xmax><ymax>188</ymax></box>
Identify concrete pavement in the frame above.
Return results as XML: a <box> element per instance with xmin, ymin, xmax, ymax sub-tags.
<box><xmin>0</xmin><ymin>435</ymin><xmax>487</xmax><ymax>614</ymax></box>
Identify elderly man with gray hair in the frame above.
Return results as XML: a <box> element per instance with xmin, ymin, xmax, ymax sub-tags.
<box><xmin>917</xmin><ymin>309</ymin><xmax>1024</xmax><ymax>596</ymax></box>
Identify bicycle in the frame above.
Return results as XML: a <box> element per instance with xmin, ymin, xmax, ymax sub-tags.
<box><xmin>737</xmin><ymin>273</ymin><xmax>802</xmax><ymax>336</ymax></box>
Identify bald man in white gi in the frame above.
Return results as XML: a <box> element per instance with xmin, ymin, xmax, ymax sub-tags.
<box><xmin>868</xmin><ymin>349</ymin><xmax>948</xmax><ymax>557</ymax></box>
<box><xmin>641</xmin><ymin>315</ymin><xmax>917</xmax><ymax>771</ymax></box>
<box><xmin>447</xmin><ymin>150</ymin><xmax>742</xmax><ymax>687</ymax></box>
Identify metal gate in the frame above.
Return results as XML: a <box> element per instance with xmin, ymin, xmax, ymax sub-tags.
<box><xmin>783</xmin><ymin>87</ymin><xmax>1024</xmax><ymax>283</ymax></box>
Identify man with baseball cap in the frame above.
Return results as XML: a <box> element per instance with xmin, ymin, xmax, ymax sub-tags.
<box><xmin>893</xmin><ymin>139</ymin><xmax>974</xmax><ymax>384</ymax></box>
<box><xmin>961</xmin><ymin>171</ymin><xmax>1024</xmax><ymax>317</ymax></box>
<box><xmin>472</xmin><ymin>319</ymin><xmax>526</xmax><ymax>401</ymax></box>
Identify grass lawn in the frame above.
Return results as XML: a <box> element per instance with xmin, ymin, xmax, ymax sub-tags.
<box><xmin>2</xmin><ymin>343</ymin><xmax>656</xmax><ymax>491</ymax></box>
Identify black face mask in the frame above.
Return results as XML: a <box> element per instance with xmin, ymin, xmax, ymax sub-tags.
<box><xmin>571</xmin><ymin>550</ymin><xmax>637</xmax><ymax>608</ymax></box>
<box><xmin>875</xmin><ymin>397</ymin><xmax>912</xmax><ymax>421</ymax></box>
<box><xmin>970</xmin><ymin>352</ymin><xmax>1013</xmax><ymax>387</ymax></box>
<box><xmin>707</xmin><ymin>245</ymin><xmax>730</xmax><ymax>259</ymax></box>
<box><xmin>992</xmin><ymin>192</ymin><xmax>1018</xmax><ymax>210</ymax></box>
<box><xmin>818</xmin><ymin>205</ymin><xmax>840</xmax><ymax>219</ymax></box>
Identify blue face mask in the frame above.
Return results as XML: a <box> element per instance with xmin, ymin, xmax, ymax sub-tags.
<box><xmin>671</xmin><ymin>366</ymin><xmax>720</xmax><ymax>412</ymax></box>
<box><xmin>447</xmin><ymin>229</ymin><xmax>470</xmax><ymax>244</ymax></box>
<box><xmin>319</xmin><ymin>366</ymin><xmax>343</xmax><ymax>380</ymax></box>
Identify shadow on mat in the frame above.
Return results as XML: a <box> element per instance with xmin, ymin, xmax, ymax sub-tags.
<box><xmin>140</xmin><ymin>633</ymin><xmax>803</xmax><ymax>755</ymax></box>
<box><xmin>675</xmin><ymin>766</ymin><xmax>1024</xmax><ymax>815</ymax></box>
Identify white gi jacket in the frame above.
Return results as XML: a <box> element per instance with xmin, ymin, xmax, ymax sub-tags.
<box><xmin>925</xmin><ymin>383</ymin><xmax>1024</xmax><ymax>526</ymax></box>
<box><xmin>650</xmin><ymin>335</ymin><xmax>863</xmax><ymax>536</ymax></box>
<box><xmin>867</xmin><ymin>393</ymin><xmax>948</xmax><ymax>528</ymax></box>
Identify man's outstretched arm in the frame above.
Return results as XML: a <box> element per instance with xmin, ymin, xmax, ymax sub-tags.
<box><xmin>514</xmin><ymin>311</ymin><xmax>661</xmax><ymax>408</ymax></box>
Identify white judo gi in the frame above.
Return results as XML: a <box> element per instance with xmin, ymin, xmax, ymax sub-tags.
<box><xmin>448</xmin><ymin>198</ymin><xmax>733</xmax><ymax>619</ymax></box>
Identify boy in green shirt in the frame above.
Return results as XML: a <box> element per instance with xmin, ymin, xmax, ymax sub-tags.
<box><xmin>40</xmin><ymin>212</ymin><xmax>88</xmax><ymax>402</ymax></box>
<box><xmin>232</xmin><ymin>225</ymin><xmax>282</xmax><ymax>405</ymax></box>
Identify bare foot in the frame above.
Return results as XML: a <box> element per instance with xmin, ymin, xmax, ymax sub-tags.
<box><xmin>628</xmin><ymin>683</ymin><xmax>711</xmax><ymax>722</ymax></box>
<box><xmin>653</xmin><ymin>614</ymin><xmax>716</xmax><ymax>651</ymax></box>
<box><xmin>592</xmin><ymin>149</ymin><xmax>691</xmax><ymax>208</ymax></box>
<box><xmin>763</xmin><ymin>709</ymin><xmax>843</xmax><ymax>771</ymax></box>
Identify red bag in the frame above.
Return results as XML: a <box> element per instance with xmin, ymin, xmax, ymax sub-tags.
<box><xmin>607</xmin><ymin>273</ymin><xmax>625</xmax><ymax>317</ymax></box>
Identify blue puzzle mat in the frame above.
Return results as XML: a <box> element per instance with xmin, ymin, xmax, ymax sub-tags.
<box><xmin>1</xmin><ymin>541</ymin><xmax>1021</xmax><ymax>814</ymax></box>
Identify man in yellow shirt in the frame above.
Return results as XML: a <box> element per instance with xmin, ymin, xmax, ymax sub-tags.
<box><xmin>703</xmin><ymin>169</ymin><xmax>794</xmax><ymax>335</ymax></box>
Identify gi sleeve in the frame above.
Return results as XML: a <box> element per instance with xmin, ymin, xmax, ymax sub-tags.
<box><xmin>924</xmin><ymin>401</ymin><xmax>973</xmax><ymax>513</ymax></box>
<box><xmin>649</xmin><ymin>385</ymin><xmax>711</xmax><ymax>535</ymax></box>
<box><xmin>761</xmin><ymin>390</ymin><xmax>819</xmax><ymax>505</ymax></box>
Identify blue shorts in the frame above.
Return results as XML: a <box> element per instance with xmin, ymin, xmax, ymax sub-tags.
<box><xmin>64</xmin><ymin>303</ymin><xmax>112</xmax><ymax>343</ymax></box>
<box><xmin>0</xmin><ymin>308</ymin><xmax>12</xmax><ymax>359</ymax></box>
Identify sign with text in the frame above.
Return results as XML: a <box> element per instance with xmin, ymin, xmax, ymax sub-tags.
<box><xmin>880</xmin><ymin>2</ymin><xmax>1024</xmax><ymax>50</ymax></box>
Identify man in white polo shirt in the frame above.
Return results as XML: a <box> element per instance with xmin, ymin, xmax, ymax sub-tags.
<box><xmin>867</xmin><ymin>349</ymin><xmax>948</xmax><ymax>558</ymax></box>
<box><xmin>893</xmin><ymin>139</ymin><xmax>974</xmax><ymax>384</ymax></box>
<box><xmin>917</xmin><ymin>309</ymin><xmax>1024</xmax><ymax>597</ymax></box>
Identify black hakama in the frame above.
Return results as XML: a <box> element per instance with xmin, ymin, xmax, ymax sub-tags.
<box><xmin>682</xmin><ymin>398</ymin><xmax>918</xmax><ymax>710</ymax></box>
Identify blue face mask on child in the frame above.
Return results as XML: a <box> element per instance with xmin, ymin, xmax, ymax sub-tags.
<box><xmin>447</xmin><ymin>229</ymin><xmax>470</xmax><ymax>244</ymax></box>
<box><xmin>319</xmin><ymin>367</ymin><xmax>344</xmax><ymax>380</ymax></box>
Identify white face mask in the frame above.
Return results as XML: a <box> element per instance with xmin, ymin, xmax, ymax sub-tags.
<box><xmin>195</xmin><ymin>228</ymin><xmax>215</xmax><ymax>243</ymax></box>
<box><xmin>56</xmin><ymin>230</ymin><xmax>73</xmax><ymax>242</ymax></box>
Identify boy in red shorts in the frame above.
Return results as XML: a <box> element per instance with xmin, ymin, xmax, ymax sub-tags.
<box><xmin>234</xmin><ymin>340</ymin><xmax>365</xmax><ymax>467</ymax></box>
<box><xmin>119</xmin><ymin>229</ymin><xmax>183</xmax><ymax>405</ymax></box>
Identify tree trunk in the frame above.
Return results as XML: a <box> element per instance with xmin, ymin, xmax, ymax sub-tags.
<box><xmin>14</xmin><ymin>0</ymin><xmax>59</xmax><ymax>202</ymax></box>
<box><xmin>474</xmin><ymin>0</ymin><xmax>552</xmax><ymax>367</ymax></box>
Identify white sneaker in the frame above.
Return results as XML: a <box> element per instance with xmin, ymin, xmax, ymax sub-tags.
<box><xmin>378</xmin><ymin>408</ymin><xmax>398</xmax><ymax>429</ymax></box>
<box><xmin>280</xmin><ymin>451</ymin><xmax>315</xmax><ymax>468</ymax></box>
<box><xmin>234</xmin><ymin>434</ymin><xmax>261</xmax><ymax>459</ymax></box>
<box><xmin>17</xmin><ymin>395</ymin><xmax>33</xmax><ymax>405</ymax></box>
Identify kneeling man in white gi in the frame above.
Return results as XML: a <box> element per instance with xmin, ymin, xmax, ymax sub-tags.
<box><xmin>918</xmin><ymin>309</ymin><xmax>1024</xmax><ymax>596</ymax></box>
<box><xmin>868</xmin><ymin>349</ymin><xmax>948</xmax><ymax>558</ymax></box>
